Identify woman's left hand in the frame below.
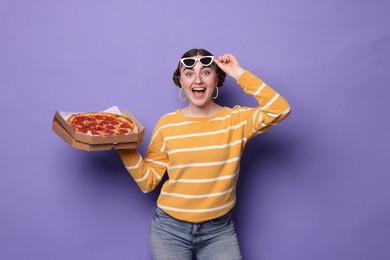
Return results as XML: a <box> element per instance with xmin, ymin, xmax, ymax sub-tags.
<box><xmin>214</xmin><ymin>54</ymin><xmax>246</xmax><ymax>80</ymax></box>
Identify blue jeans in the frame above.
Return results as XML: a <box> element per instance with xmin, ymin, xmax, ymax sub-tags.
<box><xmin>149</xmin><ymin>208</ymin><xmax>242</xmax><ymax>260</ymax></box>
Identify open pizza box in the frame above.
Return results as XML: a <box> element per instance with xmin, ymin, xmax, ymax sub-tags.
<box><xmin>52</xmin><ymin>106</ymin><xmax>145</xmax><ymax>151</ymax></box>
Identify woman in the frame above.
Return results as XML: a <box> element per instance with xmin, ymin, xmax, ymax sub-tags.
<box><xmin>118</xmin><ymin>48</ymin><xmax>291</xmax><ymax>259</ymax></box>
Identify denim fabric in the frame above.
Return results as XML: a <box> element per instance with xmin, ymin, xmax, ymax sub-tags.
<box><xmin>149</xmin><ymin>208</ymin><xmax>242</xmax><ymax>260</ymax></box>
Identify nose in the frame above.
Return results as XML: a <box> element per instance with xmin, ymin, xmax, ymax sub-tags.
<box><xmin>194</xmin><ymin>72</ymin><xmax>203</xmax><ymax>84</ymax></box>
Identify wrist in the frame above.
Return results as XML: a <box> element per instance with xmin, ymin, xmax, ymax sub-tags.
<box><xmin>232</xmin><ymin>68</ymin><xmax>246</xmax><ymax>80</ymax></box>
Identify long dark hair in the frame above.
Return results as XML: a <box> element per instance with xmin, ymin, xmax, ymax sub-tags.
<box><xmin>172</xmin><ymin>48</ymin><xmax>226</xmax><ymax>88</ymax></box>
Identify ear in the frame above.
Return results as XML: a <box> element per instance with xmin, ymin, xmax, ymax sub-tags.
<box><xmin>174</xmin><ymin>74</ymin><xmax>182</xmax><ymax>87</ymax></box>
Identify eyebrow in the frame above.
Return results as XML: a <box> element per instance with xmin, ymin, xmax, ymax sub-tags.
<box><xmin>182</xmin><ymin>66</ymin><xmax>213</xmax><ymax>73</ymax></box>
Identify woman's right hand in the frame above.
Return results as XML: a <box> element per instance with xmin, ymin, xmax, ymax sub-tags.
<box><xmin>214</xmin><ymin>54</ymin><xmax>246</xmax><ymax>80</ymax></box>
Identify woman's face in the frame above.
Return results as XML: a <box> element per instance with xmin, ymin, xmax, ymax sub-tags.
<box><xmin>179</xmin><ymin>55</ymin><xmax>218</xmax><ymax>108</ymax></box>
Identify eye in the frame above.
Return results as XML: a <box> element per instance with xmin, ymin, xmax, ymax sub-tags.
<box><xmin>202</xmin><ymin>70</ymin><xmax>211</xmax><ymax>76</ymax></box>
<box><xmin>185</xmin><ymin>72</ymin><xmax>194</xmax><ymax>77</ymax></box>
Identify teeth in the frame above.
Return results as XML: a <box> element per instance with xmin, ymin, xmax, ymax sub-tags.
<box><xmin>193</xmin><ymin>88</ymin><xmax>206</xmax><ymax>91</ymax></box>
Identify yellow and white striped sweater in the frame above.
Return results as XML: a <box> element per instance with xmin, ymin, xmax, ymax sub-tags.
<box><xmin>118</xmin><ymin>71</ymin><xmax>291</xmax><ymax>222</ymax></box>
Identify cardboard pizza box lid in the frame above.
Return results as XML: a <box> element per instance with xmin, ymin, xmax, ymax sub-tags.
<box><xmin>53</xmin><ymin>108</ymin><xmax>144</xmax><ymax>145</ymax></box>
<box><xmin>52</xmin><ymin>117</ymin><xmax>142</xmax><ymax>151</ymax></box>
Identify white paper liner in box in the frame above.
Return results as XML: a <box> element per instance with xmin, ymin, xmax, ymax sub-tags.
<box><xmin>60</xmin><ymin>105</ymin><xmax>122</xmax><ymax>120</ymax></box>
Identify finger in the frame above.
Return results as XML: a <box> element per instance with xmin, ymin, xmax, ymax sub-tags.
<box><xmin>223</xmin><ymin>54</ymin><xmax>235</xmax><ymax>64</ymax></box>
<box><xmin>216</xmin><ymin>54</ymin><xmax>230</xmax><ymax>63</ymax></box>
<box><xmin>214</xmin><ymin>58</ymin><xmax>223</xmax><ymax>66</ymax></box>
<box><xmin>223</xmin><ymin>54</ymin><xmax>231</xmax><ymax>63</ymax></box>
<box><xmin>215</xmin><ymin>56</ymin><xmax>224</xmax><ymax>63</ymax></box>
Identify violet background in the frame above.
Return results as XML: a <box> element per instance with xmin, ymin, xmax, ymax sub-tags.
<box><xmin>1</xmin><ymin>0</ymin><xmax>389</xmax><ymax>259</ymax></box>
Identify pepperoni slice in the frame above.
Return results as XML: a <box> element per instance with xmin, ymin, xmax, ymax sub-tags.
<box><xmin>118</xmin><ymin>129</ymin><xmax>128</xmax><ymax>134</ymax></box>
<box><xmin>78</xmin><ymin>127</ymin><xmax>89</xmax><ymax>133</ymax></box>
<box><xmin>104</xmin><ymin>130</ymin><xmax>115</xmax><ymax>135</ymax></box>
<box><xmin>74</xmin><ymin>116</ymin><xmax>87</xmax><ymax>121</ymax></box>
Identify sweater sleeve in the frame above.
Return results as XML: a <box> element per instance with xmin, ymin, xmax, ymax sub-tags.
<box><xmin>117</xmin><ymin>122</ymin><xmax>168</xmax><ymax>193</ymax></box>
<box><xmin>236</xmin><ymin>70</ymin><xmax>291</xmax><ymax>138</ymax></box>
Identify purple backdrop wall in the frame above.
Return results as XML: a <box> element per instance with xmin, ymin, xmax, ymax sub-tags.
<box><xmin>1</xmin><ymin>0</ymin><xmax>389</xmax><ymax>259</ymax></box>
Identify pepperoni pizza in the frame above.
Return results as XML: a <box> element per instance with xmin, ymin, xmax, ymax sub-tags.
<box><xmin>67</xmin><ymin>112</ymin><xmax>138</xmax><ymax>136</ymax></box>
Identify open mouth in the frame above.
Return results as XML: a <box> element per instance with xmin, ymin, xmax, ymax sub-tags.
<box><xmin>192</xmin><ymin>87</ymin><xmax>206</xmax><ymax>94</ymax></box>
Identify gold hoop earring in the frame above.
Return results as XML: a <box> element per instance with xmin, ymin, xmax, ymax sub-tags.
<box><xmin>212</xmin><ymin>87</ymin><xmax>219</xmax><ymax>100</ymax></box>
<box><xmin>179</xmin><ymin>88</ymin><xmax>187</xmax><ymax>101</ymax></box>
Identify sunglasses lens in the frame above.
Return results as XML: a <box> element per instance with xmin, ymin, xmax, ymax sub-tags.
<box><xmin>182</xmin><ymin>58</ymin><xmax>196</xmax><ymax>67</ymax></box>
<box><xmin>200</xmin><ymin>57</ymin><xmax>213</xmax><ymax>66</ymax></box>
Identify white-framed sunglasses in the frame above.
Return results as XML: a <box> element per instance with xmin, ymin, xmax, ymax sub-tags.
<box><xmin>180</xmin><ymin>56</ymin><xmax>214</xmax><ymax>68</ymax></box>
